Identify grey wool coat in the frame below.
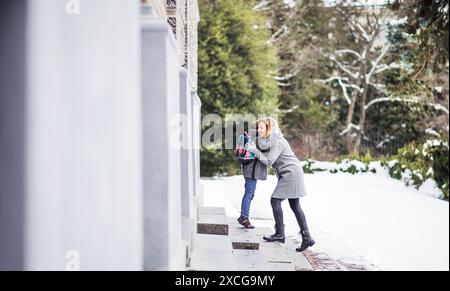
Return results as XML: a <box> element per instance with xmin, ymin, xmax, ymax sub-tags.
<box><xmin>242</xmin><ymin>155</ymin><xmax>268</xmax><ymax>181</ymax></box>
<box><xmin>251</xmin><ymin>127</ymin><xmax>307</xmax><ymax>199</ymax></box>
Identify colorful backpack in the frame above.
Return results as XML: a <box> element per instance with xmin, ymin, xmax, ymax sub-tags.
<box><xmin>235</xmin><ymin>133</ymin><xmax>255</xmax><ymax>161</ymax></box>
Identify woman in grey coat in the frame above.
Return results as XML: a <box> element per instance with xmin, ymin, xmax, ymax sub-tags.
<box><xmin>245</xmin><ymin>117</ymin><xmax>315</xmax><ymax>252</ymax></box>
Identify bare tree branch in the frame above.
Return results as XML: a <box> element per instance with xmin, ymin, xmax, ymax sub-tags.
<box><xmin>267</xmin><ymin>25</ymin><xmax>288</xmax><ymax>43</ymax></box>
<box><xmin>329</xmin><ymin>55</ymin><xmax>360</xmax><ymax>80</ymax></box>
<box><xmin>339</xmin><ymin>123</ymin><xmax>360</xmax><ymax>136</ymax></box>
<box><xmin>356</xmin><ymin>22</ymin><xmax>371</xmax><ymax>42</ymax></box>
<box><xmin>315</xmin><ymin>75</ymin><xmax>363</xmax><ymax>104</ymax></box>
<box><xmin>277</xmin><ymin>81</ymin><xmax>292</xmax><ymax>87</ymax></box>
<box><xmin>275</xmin><ymin>105</ymin><xmax>299</xmax><ymax>113</ymax></box>
<box><xmin>272</xmin><ymin>69</ymin><xmax>299</xmax><ymax>81</ymax></box>
<box><xmin>366</xmin><ymin>45</ymin><xmax>390</xmax><ymax>82</ymax></box>
<box><xmin>315</xmin><ymin>76</ymin><xmax>350</xmax><ymax>83</ymax></box>
<box><xmin>337</xmin><ymin>78</ymin><xmax>355</xmax><ymax>104</ymax></box>
<box><xmin>253</xmin><ymin>0</ymin><xmax>272</xmax><ymax>11</ymax></box>
<box><xmin>368</xmin><ymin>82</ymin><xmax>388</xmax><ymax>94</ymax></box>
<box><xmin>365</xmin><ymin>97</ymin><xmax>450</xmax><ymax>114</ymax></box>
<box><xmin>334</xmin><ymin>49</ymin><xmax>363</xmax><ymax>60</ymax></box>
<box><xmin>372</xmin><ymin>62</ymin><xmax>404</xmax><ymax>75</ymax></box>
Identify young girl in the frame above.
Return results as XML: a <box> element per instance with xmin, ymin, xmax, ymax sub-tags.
<box><xmin>236</xmin><ymin>124</ymin><xmax>268</xmax><ymax>229</ymax></box>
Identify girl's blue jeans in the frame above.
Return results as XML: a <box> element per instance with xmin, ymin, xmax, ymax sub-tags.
<box><xmin>240</xmin><ymin>178</ymin><xmax>257</xmax><ymax>218</ymax></box>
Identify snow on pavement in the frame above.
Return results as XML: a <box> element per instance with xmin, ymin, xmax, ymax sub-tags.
<box><xmin>200</xmin><ymin>171</ymin><xmax>449</xmax><ymax>271</ymax></box>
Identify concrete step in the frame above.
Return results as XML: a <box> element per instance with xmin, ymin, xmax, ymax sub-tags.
<box><xmin>228</xmin><ymin>218</ymin><xmax>297</xmax><ymax>271</ymax></box>
<box><xmin>229</xmin><ymin>218</ymin><xmax>313</xmax><ymax>271</ymax></box>
<box><xmin>285</xmin><ymin>236</ymin><xmax>314</xmax><ymax>271</ymax></box>
<box><xmin>198</xmin><ymin>206</ymin><xmax>226</xmax><ymax>216</ymax></box>
<box><xmin>249</xmin><ymin>226</ymin><xmax>314</xmax><ymax>271</ymax></box>
<box><xmin>181</xmin><ymin>218</ymin><xmax>196</xmax><ymax>268</ymax></box>
<box><xmin>259</xmin><ymin>241</ymin><xmax>296</xmax><ymax>271</ymax></box>
<box><xmin>228</xmin><ymin>218</ymin><xmax>266</xmax><ymax>250</ymax></box>
<box><xmin>293</xmin><ymin>252</ymin><xmax>314</xmax><ymax>271</ymax></box>
<box><xmin>189</xmin><ymin>233</ymin><xmax>237</xmax><ymax>271</ymax></box>
<box><xmin>232</xmin><ymin>249</ymin><xmax>273</xmax><ymax>270</ymax></box>
<box><xmin>197</xmin><ymin>207</ymin><xmax>229</xmax><ymax>235</ymax></box>
<box><xmin>192</xmin><ymin>208</ymin><xmax>313</xmax><ymax>271</ymax></box>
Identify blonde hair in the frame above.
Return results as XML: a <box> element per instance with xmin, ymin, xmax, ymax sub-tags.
<box><xmin>256</xmin><ymin>117</ymin><xmax>276</xmax><ymax>139</ymax></box>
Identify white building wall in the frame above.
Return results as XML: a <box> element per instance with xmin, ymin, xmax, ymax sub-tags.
<box><xmin>0</xmin><ymin>0</ymin><xmax>200</xmax><ymax>271</ymax></box>
<box><xmin>141</xmin><ymin>18</ymin><xmax>185</xmax><ymax>271</ymax></box>
<box><xmin>1</xmin><ymin>0</ymin><xmax>143</xmax><ymax>271</ymax></box>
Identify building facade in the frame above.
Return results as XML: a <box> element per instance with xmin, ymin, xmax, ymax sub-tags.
<box><xmin>1</xmin><ymin>0</ymin><xmax>201</xmax><ymax>271</ymax></box>
<box><xmin>143</xmin><ymin>0</ymin><xmax>199</xmax><ymax>88</ymax></box>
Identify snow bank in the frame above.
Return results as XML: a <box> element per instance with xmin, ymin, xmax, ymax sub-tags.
<box><xmin>201</xmin><ymin>170</ymin><xmax>449</xmax><ymax>271</ymax></box>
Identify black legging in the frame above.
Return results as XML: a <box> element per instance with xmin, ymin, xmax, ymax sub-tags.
<box><xmin>271</xmin><ymin>197</ymin><xmax>310</xmax><ymax>236</ymax></box>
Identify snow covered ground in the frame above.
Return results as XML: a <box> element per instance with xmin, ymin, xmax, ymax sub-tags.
<box><xmin>201</xmin><ymin>169</ymin><xmax>449</xmax><ymax>271</ymax></box>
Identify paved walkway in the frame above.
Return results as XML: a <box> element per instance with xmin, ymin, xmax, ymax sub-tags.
<box><xmin>189</xmin><ymin>207</ymin><xmax>314</xmax><ymax>271</ymax></box>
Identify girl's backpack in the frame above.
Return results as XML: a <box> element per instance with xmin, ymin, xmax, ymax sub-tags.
<box><xmin>235</xmin><ymin>133</ymin><xmax>255</xmax><ymax>165</ymax></box>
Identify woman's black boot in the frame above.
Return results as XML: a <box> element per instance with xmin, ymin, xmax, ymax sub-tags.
<box><xmin>296</xmin><ymin>231</ymin><xmax>315</xmax><ymax>252</ymax></box>
<box><xmin>263</xmin><ymin>225</ymin><xmax>285</xmax><ymax>243</ymax></box>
